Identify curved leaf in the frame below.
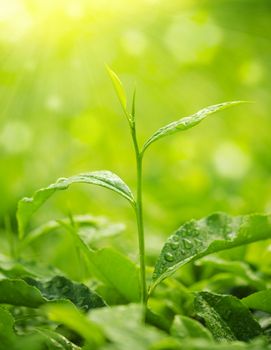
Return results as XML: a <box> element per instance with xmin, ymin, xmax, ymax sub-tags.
<box><xmin>142</xmin><ymin>101</ymin><xmax>245</xmax><ymax>153</ymax></box>
<box><xmin>242</xmin><ymin>289</ymin><xmax>271</xmax><ymax>314</ymax></box>
<box><xmin>150</xmin><ymin>212</ymin><xmax>271</xmax><ymax>293</ymax></box>
<box><xmin>194</xmin><ymin>292</ymin><xmax>262</xmax><ymax>342</ymax></box>
<box><xmin>25</xmin><ymin>275</ymin><xmax>106</xmax><ymax>311</ymax></box>
<box><xmin>17</xmin><ymin>171</ymin><xmax>135</xmax><ymax>239</ymax></box>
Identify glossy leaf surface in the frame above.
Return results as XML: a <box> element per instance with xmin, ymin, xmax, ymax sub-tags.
<box><xmin>143</xmin><ymin>101</ymin><xmax>245</xmax><ymax>153</ymax></box>
<box><xmin>151</xmin><ymin>213</ymin><xmax>271</xmax><ymax>292</ymax></box>
<box><xmin>194</xmin><ymin>291</ymin><xmax>262</xmax><ymax>342</ymax></box>
<box><xmin>17</xmin><ymin>171</ymin><xmax>135</xmax><ymax>238</ymax></box>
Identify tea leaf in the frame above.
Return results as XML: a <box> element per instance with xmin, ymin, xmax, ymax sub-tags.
<box><xmin>242</xmin><ymin>289</ymin><xmax>271</xmax><ymax>314</ymax></box>
<box><xmin>0</xmin><ymin>307</ymin><xmax>17</xmax><ymax>346</ymax></box>
<box><xmin>25</xmin><ymin>275</ymin><xmax>106</xmax><ymax>311</ymax></box>
<box><xmin>142</xmin><ymin>101</ymin><xmax>245</xmax><ymax>153</ymax></box>
<box><xmin>88</xmin><ymin>304</ymin><xmax>165</xmax><ymax>350</ymax></box>
<box><xmin>44</xmin><ymin>301</ymin><xmax>105</xmax><ymax>346</ymax></box>
<box><xmin>84</xmin><ymin>247</ymin><xmax>140</xmax><ymax>303</ymax></box>
<box><xmin>194</xmin><ymin>291</ymin><xmax>262</xmax><ymax>342</ymax></box>
<box><xmin>106</xmin><ymin>66</ymin><xmax>127</xmax><ymax>115</ymax></box>
<box><xmin>151</xmin><ymin>212</ymin><xmax>271</xmax><ymax>292</ymax></box>
<box><xmin>17</xmin><ymin>171</ymin><xmax>135</xmax><ymax>239</ymax></box>
<box><xmin>170</xmin><ymin>315</ymin><xmax>213</xmax><ymax>341</ymax></box>
<box><xmin>0</xmin><ymin>279</ymin><xmax>46</xmax><ymax>307</ymax></box>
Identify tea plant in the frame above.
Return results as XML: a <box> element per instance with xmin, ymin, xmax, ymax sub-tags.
<box><xmin>1</xmin><ymin>69</ymin><xmax>271</xmax><ymax>350</ymax></box>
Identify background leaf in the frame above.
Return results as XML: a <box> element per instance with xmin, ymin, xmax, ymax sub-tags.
<box><xmin>170</xmin><ymin>315</ymin><xmax>213</xmax><ymax>341</ymax></box>
<box><xmin>143</xmin><ymin>101</ymin><xmax>245</xmax><ymax>153</ymax></box>
<box><xmin>151</xmin><ymin>212</ymin><xmax>271</xmax><ymax>292</ymax></box>
<box><xmin>0</xmin><ymin>279</ymin><xmax>46</xmax><ymax>307</ymax></box>
<box><xmin>17</xmin><ymin>171</ymin><xmax>135</xmax><ymax>239</ymax></box>
<box><xmin>242</xmin><ymin>289</ymin><xmax>271</xmax><ymax>314</ymax></box>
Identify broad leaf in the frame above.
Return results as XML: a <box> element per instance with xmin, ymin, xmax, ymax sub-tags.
<box><xmin>83</xmin><ymin>247</ymin><xmax>140</xmax><ymax>303</ymax></box>
<box><xmin>196</xmin><ymin>256</ymin><xmax>266</xmax><ymax>290</ymax></box>
<box><xmin>0</xmin><ymin>307</ymin><xmax>17</xmax><ymax>347</ymax></box>
<box><xmin>170</xmin><ymin>315</ymin><xmax>213</xmax><ymax>341</ymax></box>
<box><xmin>194</xmin><ymin>291</ymin><xmax>262</xmax><ymax>342</ymax></box>
<box><xmin>49</xmin><ymin>218</ymin><xmax>140</xmax><ymax>303</ymax></box>
<box><xmin>151</xmin><ymin>212</ymin><xmax>271</xmax><ymax>292</ymax></box>
<box><xmin>242</xmin><ymin>289</ymin><xmax>271</xmax><ymax>314</ymax></box>
<box><xmin>88</xmin><ymin>304</ymin><xmax>165</xmax><ymax>350</ymax></box>
<box><xmin>106</xmin><ymin>66</ymin><xmax>127</xmax><ymax>115</ymax></box>
<box><xmin>17</xmin><ymin>171</ymin><xmax>135</xmax><ymax>238</ymax></box>
<box><xmin>0</xmin><ymin>279</ymin><xmax>46</xmax><ymax>307</ymax></box>
<box><xmin>21</xmin><ymin>214</ymin><xmax>124</xmax><ymax>248</ymax></box>
<box><xmin>44</xmin><ymin>301</ymin><xmax>105</xmax><ymax>347</ymax></box>
<box><xmin>142</xmin><ymin>101</ymin><xmax>245</xmax><ymax>153</ymax></box>
<box><xmin>25</xmin><ymin>275</ymin><xmax>106</xmax><ymax>311</ymax></box>
<box><xmin>0</xmin><ymin>305</ymin><xmax>78</xmax><ymax>350</ymax></box>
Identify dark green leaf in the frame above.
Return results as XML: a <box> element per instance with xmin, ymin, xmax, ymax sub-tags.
<box><xmin>151</xmin><ymin>212</ymin><xmax>271</xmax><ymax>292</ymax></box>
<box><xmin>194</xmin><ymin>292</ymin><xmax>262</xmax><ymax>342</ymax></box>
<box><xmin>242</xmin><ymin>289</ymin><xmax>271</xmax><ymax>314</ymax></box>
<box><xmin>143</xmin><ymin>101</ymin><xmax>245</xmax><ymax>153</ymax></box>
<box><xmin>25</xmin><ymin>275</ymin><xmax>106</xmax><ymax>311</ymax></box>
<box><xmin>17</xmin><ymin>171</ymin><xmax>135</xmax><ymax>239</ymax></box>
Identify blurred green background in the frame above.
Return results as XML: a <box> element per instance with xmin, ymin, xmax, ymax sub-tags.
<box><xmin>0</xmin><ymin>0</ymin><xmax>271</xmax><ymax>255</ymax></box>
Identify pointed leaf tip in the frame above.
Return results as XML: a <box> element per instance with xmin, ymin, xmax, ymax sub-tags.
<box><xmin>17</xmin><ymin>170</ymin><xmax>135</xmax><ymax>239</ymax></box>
<box><xmin>106</xmin><ymin>66</ymin><xmax>127</xmax><ymax>115</ymax></box>
<box><xmin>143</xmin><ymin>101</ymin><xmax>247</xmax><ymax>154</ymax></box>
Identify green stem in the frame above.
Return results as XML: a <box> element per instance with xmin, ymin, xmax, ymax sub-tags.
<box><xmin>131</xmin><ymin>124</ymin><xmax>147</xmax><ymax>305</ymax></box>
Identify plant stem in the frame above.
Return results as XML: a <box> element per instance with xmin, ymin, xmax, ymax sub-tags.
<box><xmin>130</xmin><ymin>123</ymin><xmax>147</xmax><ymax>305</ymax></box>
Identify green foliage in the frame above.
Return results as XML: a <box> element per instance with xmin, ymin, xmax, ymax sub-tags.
<box><xmin>151</xmin><ymin>212</ymin><xmax>271</xmax><ymax>292</ymax></box>
<box><xmin>194</xmin><ymin>291</ymin><xmax>262</xmax><ymax>342</ymax></box>
<box><xmin>17</xmin><ymin>171</ymin><xmax>135</xmax><ymax>239</ymax></box>
<box><xmin>242</xmin><ymin>290</ymin><xmax>271</xmax><ymax>314</ymax></box>
<box><xmin>0</xmin><ymin>50</ymin><xmax>270</xmax><ymax>349</ymax></box>
<box><xmin>142</xmin><ymin>101</ymin><xmax>245</xmax><ymax>153</ymax></box>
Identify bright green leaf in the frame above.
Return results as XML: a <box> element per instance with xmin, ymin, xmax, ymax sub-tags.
<box><xmin>142</xmin><ymin>101</ymin><xmax>246</xmax><ymax>153</ymax></box>
<box><xmin>44</xmin><ymin>301</ymin><xmax>105</xmax><ymax>347</ymax></box>
<box><xmin>88</xmin><ymin>304</ymin><xmax>165</xmax><ymax>350</ymax></box>
<box><xmin>85</xmin><ymin>247</ymin><xmax>140</xmax><ymax>303</ymax></box>
<box><xmin>242</xmin><ymin>289</ymin><xmax>271</xmax><ymax>314</ymax></box>
<box><xmin>106</xmin><ymin>66</ymin><xmax>127</xmax><ymax>115</ymax></box>
<box><xmin>0</xmin><ymin>307</ymin><xmax>17</xmax><ymax>347</ymax></box>
<box><xmin>151</xmin><ymin>212</ymin><xmax>271</xmax><ymax>293</ymax></box>
<box><xmin>17</xmin><ymin>171</ymin><xmax>135</xmax><ymax>239</ymax></box>
<box><xmin>170</xmin><ymin>315</ymin><xmax>213</xmax><ymax>341</ymax></box>
<box><xmin>194</xmin><ymin>291</ymin><xmax>262</xmax><ymax>342</ymax></box>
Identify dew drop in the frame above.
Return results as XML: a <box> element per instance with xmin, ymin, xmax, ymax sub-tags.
<box><xmin>165</xmin><ymin>252</ymin><xmax>174</xmax><ymax>262</ymax></box>
<box><xmin>183</xmin><ymin>238</ymin><xmax>193</xmax><ymax>249</ymax></box>
<box><xmin>170</xmin><ymin>241</ymin><xmax>179</xmax><ymax>250</ymax></box>
<box><xmin>56</xmin><ymin>177</ymin><xmax>68</xmax><ymax>189</ymax></box>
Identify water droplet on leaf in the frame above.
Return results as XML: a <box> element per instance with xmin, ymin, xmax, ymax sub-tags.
<box><xmin>170</xmin><ymin>241</ymin><xmax>179</xmax><ymax>250</ymax></box>
<box><xmin>183</xmin><ymin>238</ymin><xmax>193</xmax><ymax>249</ymax></box>
<box><xmin>165</xmin><ymin>252</ymin><xmax>174</xmax><ymax>262</ymax></box>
